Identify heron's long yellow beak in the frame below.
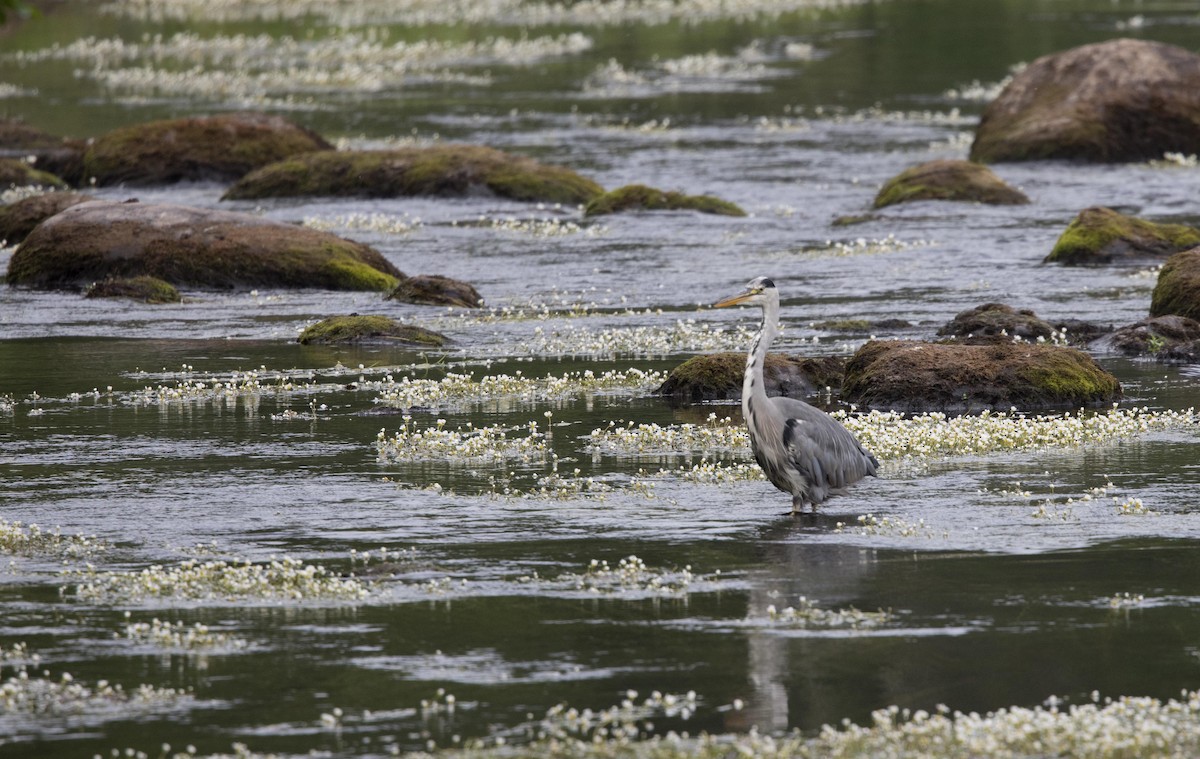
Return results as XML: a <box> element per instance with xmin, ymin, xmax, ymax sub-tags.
<box><xmin>713</xmin><ymin>289</ymin><xmax>755</xmax><ymax>308</ymax></box>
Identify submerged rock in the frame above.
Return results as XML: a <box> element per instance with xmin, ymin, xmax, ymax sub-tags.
<box><xmin>85</xmin><ymin>275</ymin><xmax>181</xmax><ymax>304</ymax></box>
<box><xmin>7</xmin><ymin>200</ymin><xmax>402</xmax><ymax>292</ymax></box>
<box><xmin>938</xmin><ymin>303</ymin><xmax>1056</xmax><ymax>342</ymax></box>
<box><xmin>81</xmin><ymin>113</ymin><xmax>333</xmax><ymax>186</ymax></box>
<box><xmin>0</xmin><ymin>157</ymin><xmax>67</xmax><ymax>189</ymax></box>
<box><xmin>873</xmin><ymin>160</ymin><xmax>1029</xmax><ymax>208</ymax></box>
<box><xmin>1150</xmin><ymin>248</ymin><xmax>1200</xmax><ymax>322</ymax></box>
<box><xmin>842</xmin><ymin>340</ymin><xmax>1121</xmax><ymax>412</ymax></box>
<box><xmin>298</xmin><ymin>315</ymin><xmax>448</xmax><ymax>346</ymax></box>
<box><xmin>971</xmin><ymin>38</ymin><xmax>1200</xmax><ymax>163</ymax></box>
<box><xmin>1044</xmin><ymin>207</ymin><xmax>1200</xmax><ymax>265</ymax></box>
<box><xmin>387</xmin><ymin>275</ymin><xmax>483</xmax><ymax>308</ymax></box>
<box><xmin>584</xmin><ymin>184</ymin><xmax>746</xmax><ymax>217</ymax></box>
<box><xmin>0</xmin><ymin>118</ymin><xmax>85</xmax><ymax>185</ymax></box>
<box><xmin>656</xmin><ymin>352</ymin><xmax>845</xmax><ymax>403</ymax></box>
<box><xmin>223</xmin><ymin>145</ymin><xmax>604</xmax><ymax>205</ymax></box>
<box><xmin>0</xmin><ymin>191</ymin><xmax>96</xmax><ymax>245</ymax></box>
<box><xmin>0</xmin><ymin>117</ymin><xmax>63</xmax><ymax>151</ymax></box>
<box><xmin>1102</xmin><ymin>315</ymin><xmax>1200</xmax><ymax>361</ymax></box>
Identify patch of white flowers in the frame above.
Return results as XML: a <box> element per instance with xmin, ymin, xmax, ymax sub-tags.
<box><xmin>69</xmin><ymin>557</ymin><xmax>371</xmax><ymax>603</ymax></box>
<box><xmin>375</xmin><ymin>418</ymin><xmax>548</xmax><ymax>464</ymax></box>
<box><xmin>302</xmin><ymin>212</ymin><xmax>422</xmax><ymax>235</ymax></box>
<box><xmin>1150</xmin><ymin>152</ymin><xmax>1199</xmax><ymax>168</ymax></box>
<box><xmin>0</xmin><ymin>519</ymin><xmax>106</xmax><ymax>557</ymax></box>
<box><xmin>791</xmin><ymin>235</ymin><xmax>937</xmax><ymax>258</ymax></box>
<box><xmin>763</xmin><ymin>597</ymin><xmax>893</xmax><ymax>630</ymax></box>
<box><xmin>370</xmin><ymin>368</ymin><xmax>664</xmax><ymax>411</ymax></box>
<box><xmin>519</xmin><ymin>555</ymin><xmax>702</xmax><ymax>597</ymax></box>
<box><xmin>0</xmin><ymin>184</ymin><xmax>55</xmax><ymax>204</ymax></box>
<box><xmin>527</xmin><ymin>320</ymin><xmax>757</xmax><ymax>357</ymax></box>
<box><xmin>587</xmin><ymin>414</ymin><xmax>741</xmax><ymax>456</ymax></box>
<box><xmin>120</xmin><ymin>616</ymin><xmax>250</xmax><ymax>651</ymax></box>
<box><xmin>0</xmin><ymin>664</ymin><xmax>188</xmax><ymax>716</ymax></box>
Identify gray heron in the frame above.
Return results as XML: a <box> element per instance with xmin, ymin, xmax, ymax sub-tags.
<box><xmin>714</xmin><ymin>276</ymin><xmax>878</xmax><ymax>513</ymax></box>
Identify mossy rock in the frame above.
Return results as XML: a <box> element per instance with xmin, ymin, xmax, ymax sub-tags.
<box><xmin>873</xmin><ymin>160</ymin><xmax>1029</xmax><ymax>208</ymax></box>
<box><xmin>1103</xmin><ymin>315</ymin><xmax>1200</xmax><ymax>361</ymax></box>
<box><xmin>85</xmin><ymin>275</ymin><xmax>181</xmax><ymax>304</ymax></box>
<box><xmin>0</xmin><ymin>117</ymin><xmax>64</xmax><ymax>151</ymax></box>
<box><xmin>1045</xmin><ymin>207</ymin><xmax>1200</xmax><ymax>265</ymax></box>
<box><xmin>971</xmin><ymin>38</ymin><xmax>1200</xmax><ymax>163</ymax></box>
<box><xmin>656</xmin><ymin>352</ymin><xmax>845</xmax><ymax>403</ymax></box>
<box><xmin>298</xmin><ymin>315</ymin><xmax>448</xmax><ymax>346</ymax></box>
<box><xmin>81</xmin><ymin>113</ymin><xmax>333</xmax><ymax>186</ymax></box>
<box><xmin>583</xmin><ymin>184</ymin><xmax>746</xmax><ymax>217</ymax></box>
<box><xmin>0</xmin><ymin>191</ymin><xmax>95</xmax><ymax>244</ymax></box>
<box><xmin>842</xmin><ymin>340</ymin><xmax>1121</xmax><ymax>412</ymax></box>
<box><xmin>387</xmin><ymin>275</ymin><xmax>483</xmax><ymax>308</ymax></box>
<box><xmin>937</xmin><ymin>303</ymin><xmax>1055</xmax><ymax>342</ymax></box>
<box><xmin>0</xmin><ymin>157</ymin><xmax>67</xmax><ymax>189</ymax></box>
<box><xmin>1149</xmin><ymin>248</ymin><xmax>1200</xmax><ymax>322</ymax></box>
<box><xmin>0</xmin><ymin>118</ymin><xmax>84</xmax><ymax>184</ymax></box>
<box><xmin>223</xmin><ymin>145</ymin><xmax>604</xmax><ymax>205</ymax></box>
<box><xmin>7</xmin><ymin>200</ymin><xmax>402</xmax><ymax>292</ymax></box>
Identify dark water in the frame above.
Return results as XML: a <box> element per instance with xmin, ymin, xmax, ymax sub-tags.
<box><xmin>2</xmin><ymin>0</ymin><xmax>1200</xmax><ymax>756</ymax></box>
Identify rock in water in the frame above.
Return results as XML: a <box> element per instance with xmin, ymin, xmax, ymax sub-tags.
<box><xmin>1045</xmin><ymin>207</ymin><xmax>1200</xmax><ymax>265</ymax></box>
<box><xmin>873</xmin><ymin>160</ymin><xmax>1029</xmax><ymax>208</ymax></box>
<box><xmin>1150</xmin><ymin>248</ymin><xmax>1200</xmax><ymax>322</ymax></box>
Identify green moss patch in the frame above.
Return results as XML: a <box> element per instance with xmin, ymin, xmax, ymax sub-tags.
<box><xmin>842</xmin><ymin>340</ymin><xmax>1120</xmax><ymax>412</ymax></box>
<box><xmin>1045</xmin><ymin>207</ymin><xmax>1200</xmax><ymax>265</ymax></box>
<box><xmin>0</xmin><ymin>157</ymin><xmax>67</xmax><ymax>189</ymax></box>
<box><xmin>387</xmin><ymin>274</ymin><xmax>483</xmax><ymax>308</ymax></box>
<box><xmin>0</xmin><ymin>191</ymin><xmax>95</xmax><ymax>245</ymax></box>
<box><xmin>298</xmin><ymin>315</ymin><xmax>447</xmax><ymax>346</ymax></box>
<box><xmin>583</xmin><ymin>184</ymin><xmax>746</xmax><ymax>217</ymax></box>
<box><xmin>223</xmin><ymin>145</ymin><xmax>604</xmax><ymax>205</ymax></box>
<box><xmin>873</xmin><ymin>160</ymin><xmax>1029</xmax><ymax>208</ymax></box>
<box><xmin>1150</xmin><ymin>248</ymin><xmax>1200</xmax><ymax>322</ymax></box>
<box><xmin>656</xmin><ymin>352</ymin><xmax>845</xmax><ymax>403</ymax></box>
<box><xmin>81</xmin><ymin>113</ymin><xmax>332</xmax><ymax>186</ymax></box>
<box><xmin>6</xmin><ymin>200</ymin><xmax>402</xmax><ymax>292</ymax></box>
<box><xmin>84</xmin><ymin>275</ymin><xmax>181</xmax><ymax>304</ymax></box>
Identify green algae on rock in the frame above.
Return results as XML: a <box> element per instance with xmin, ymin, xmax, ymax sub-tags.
<box><xmin>656</xmin><ymin>352</ymin><xmax>844</xmax><ymax>403</ymax></box>
<box><xmin>298</xmin><ymin>315</ymin><xmax>448</xmax><ymax>346</ymax></box>
<box><xmin>971</xmin><ymin>38</ymin><xmax>1200</xmax><ymax>163</ymax></box>
<box><xmin>0</xmin><ymin>190</ymin><xmax>95</xmax><ymax>245</ymax></box>
<box><xmin>7</xmin><ymin>200</ymin><xmax>402</xmax><ymax>291</ymax></box>
<box><xmin>222</xmin><ymin>145</ymin><xmax>604</xmax><ymax>204</ymax></box>
<box><xmin>937</xmin><ymin>303</ymin><xmax>1056</xmax><ymax>342</ymax></box>
<box><xmin>1150</xmin><ymin>248</ymin><xmax>1200</xmax><ymax>323</ymax></box>
<box><xmin>1045</xmin><ymin>207</ymin><xmax>1200</xmax><ymax>265</ymax></box>
<box><xmin>84</xmin><ymin>275</ymin><xmax>181</xmax><ymax>304</ymax></box>
<box><xmin>842</xmin><ymin>340</ymin><xmax>1121</xmax><ymax>413</ymax></box>
<box><xmin>0</xmin><ymin>157</ymin><xmax>67</xmax><ymax>189</ymax></box>
<box><xmin>387</xmin><ymin>274</ymin><xmax>483</xmax><ymax>308</ymax></box>
<box><xmin>80</xmin><ymin>113</ymin><xmax>333</xmax><ymax>186</ymax></box>
<box><xmin>873</xmin><ymin>160</ymin><xmax>1029</xmax><ymax>208</ymax></box>
<box><xmin>583</xmin><ymin>184</ymin><xmax>746</xmax><ymax>217</ymax></box>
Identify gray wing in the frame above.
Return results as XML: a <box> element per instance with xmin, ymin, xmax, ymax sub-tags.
<box><xmin>771</xmin><ymin>397</ymin><xmax>878</xmax><ymax>491</ymax></box>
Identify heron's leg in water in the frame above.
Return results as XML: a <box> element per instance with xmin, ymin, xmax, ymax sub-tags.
<box><xmin>791</xmin><ymin>495</ymin><xmax>809</xmax><ymax>514</ymax></box>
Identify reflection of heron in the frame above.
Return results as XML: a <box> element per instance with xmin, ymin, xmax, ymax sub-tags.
<box><xmin>714</xmin><ymin>276</ymin><xmax>878</xmax><ymax>513</ymax></box>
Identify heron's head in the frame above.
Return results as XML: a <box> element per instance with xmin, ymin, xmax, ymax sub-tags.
<box><xmin>713</xmin><ymin>276</ymin><xmax>776</xmax><ymax>308</ymax></box>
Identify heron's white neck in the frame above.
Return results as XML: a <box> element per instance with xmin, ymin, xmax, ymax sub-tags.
<box><xmin>742</xmin><ymin>293</ymin><xmax>779</xmax><ymax>428</ymax></box>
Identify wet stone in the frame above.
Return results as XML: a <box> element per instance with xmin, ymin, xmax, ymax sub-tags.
<box><xmin>387</xmin><ymin>274</ymin><xmax>484</xmax><ymax>308</ymax></box>
<box><xmin>1045</xmin><ymin>207</ymin><xmax>1200</xmax><ymax>265</ymax></box>
<box><xmin>657</xmin><ymin>352</ymin><xmax>845</xmax><ymax>403</ymax></box>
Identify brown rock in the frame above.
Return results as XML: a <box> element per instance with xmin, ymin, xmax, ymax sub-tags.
<box><xmin>656</xmin><ymin>352</ymin><xmax>845</xmax><ymax>403</ymax></box>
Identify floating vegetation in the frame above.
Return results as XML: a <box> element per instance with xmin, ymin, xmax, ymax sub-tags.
<box><xmin>1108</xmin><ymin>592</ymin><xmax>1145</xmax><ymax>610</ymax></box>
<box><xmin>0</xmin><ymin>519</ymin><xmax>106</xmax><ymax>557</ymax></box>
<box><xmin>763</xmin><ymin>597</ymin><xmax>893</xmax><ymax>630</ymax></box>
<box><xmin>790</xmin><ymin>235</ymin><xmax>937</xmax><ymax>258</ymax></box>
<box><xmin>120</xmin><ymin>616</ymin><xmax>251</xmax><ymax>651</ymax></box>
<box><xmin>0</xmin><ymin>642</ymin><xmax>39</xmax><ymax>666</ymax></box>
<box><xmin>375</xmin><ymin>418</ymin><xmax>548</xmax><ymax>464</ymax></box>
<box><xmin>0</xmin><ymin>184</ymin><xmax>55</xmax><ymax>204</ymax></box>
<box><xmin>370</xmin><ymin>368</ymin><xmax>664</xmax><ymax>411</ymax></box>
<box><xmin>69</xmin><ymin>557</ymin><xmax>371</xmax><ymax>604</ymax></box>
<box><xmin>0</xmin><ymin>664</ymin><xmax>189</xmax><ymax>717</ymax></box>
<box><xmin>1149</xmin><ymin>152</ymin><xmax>1199</xmax><ymax>168</ymax></box>
<box><xmin>0</xmin><ymin>82</ymin><xmax>36</xmax><ymax>98</ymax></box>
<box><xmin>527</xmin><ymin>320</ymin><xmax>757</xmax><ymax>357</ymax></box>
<box><xmin>519</xmin><ymin>555</ymin><xmax>700</xmax><ymax>597</ymax></box>
<box><xmin>473</xmin><ymin>215</ymin><xmax>608</xmax><ymax>238</ymax></box>
<box><xmin>587</xmin><ymin>414</ymin><xmax>742</xmax><ymax>456</ymax></box>
<box><xmin>302</xmin><ymin>212</ymin><xmax>422</xmax><ymax>235</ymax></box>
<box><xmin>1116</xmin><ymin>496</ymin><xmax>1156</xmax><ymax>516</ymax></box>
<box><xmin>835</xmin><ymin>513</ymin><xmax>943</xmax><ymax>540</ymax></box>
<box><xmin>584</xmin><ymin>47</ymin><xmax>781</xmax><ymax>97</ymax></box>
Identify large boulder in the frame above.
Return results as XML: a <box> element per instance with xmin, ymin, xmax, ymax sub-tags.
<box><xmin>0</xmin><ymin>157</ymin><xmax>67</xmax><ymax>189</ymax></box>
<box><xmin>971</xmin><ymin>39</ymin><xmax>1200</xmax><ymax>163</ymax></box>
<box><xmin>873</xmin><ymin>160</ymin><xmax>1029</xmax><ymax>208</ymax></box>
<box><xmin>584</xmin><ymin>184</ymin><xmax>746</xmax><ymax>217</ymax></box>
<box><xmin>0</xmin><ymin>191</ymin><xmax>96</xmax><ymax>244</ymax></box>
<box><xmin>938</xmin><ymin>303</ymin><xmax>1056</xmax><ymax>343</ymax></box>
<box><xmin>7</xmin><ymin>200</ymin><xmax>402</xmax><ymax>291</ymax></box>
<box><xmin>842</xmin><ymin>340</ymin><xmax>1121</xmax><ymax>412</ymax></box>
<box><xmin>1044</xmin><ymin>207</ymin><xmax>1200</xmax><ymax>265</ymax></box>
<box><xmin>387</xmin><ymin>275</ymin><xmax>483</xmax><ymax>308</ymax></box>
<box><xmin>81</xmin><ymin>113</ymin><xmax>333</xmax><ymax>186</ymax></box>
<box><xmin>298</xmin><ymin>315</ymin><xmax>448</xmax><ymax>346</ymax></box>
<box><xmin>1150</xmin><ymin>248</ymin><xmax>1200</xmax><ymax>322</ymax></box>
<box><xmin>1102</xmin><ymin>315</ymin><xmax>1200</xmax><ymax>361</ymax></box>
<box><xmin>223</xmin><ymin>145</ymin><xmax>604</xmax><ymax>205</ymax></box>
<box><xmin>656</xmin><ymin>352</ymin><xmax>845</xmax><ymax>403</ymax></box>
<box><xmin>85</xmin><ymin>275</ymin><xmax>181</xmax><ymax>304</ymax></box>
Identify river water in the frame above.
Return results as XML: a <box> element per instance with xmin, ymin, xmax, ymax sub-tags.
<box><xmin>2</xmin><ymin>1</ymin><xmax>1200</xmax><ymax>757</ymax></box>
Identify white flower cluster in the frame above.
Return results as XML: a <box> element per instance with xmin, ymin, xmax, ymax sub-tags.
<box><xmin>369</xmin><ymin>368</ymin><xmax>664</xmax><ymax>411</ymax></box>
<box><xmin>835</xmin><ymin>513</ymin><xmax>943</xmax><ymax>540</ymax></box>
<box><xmin>375</xmin><ymin>418</ymin><xmax>548</xmax><ymax>464</ymax></box>
<box><xmin>0</xmin><ymin>665</ymin><xmax>188</xmax><ymax>716</ymax></box>
<box><xmin>1151</xmin><ymin>152</ymin><xmax>1199</xmax><ymax>168</ymax></box>
<box><xmin>528</xmin><ymin>319</ymin><xmax>758</xmax><ymax>356</ymax></box>
<box><xmin>481</xmin><ymin>216</ymin><xmax>607</xmax><ymax>237</ymax></box>
<box><xmin>587</xmin><ymin>414</ymin><xmax>741</xmax><ymax>456</ymax></box>
<box><xmin>521</xmin><ymin>555</ymin><xmax>697</xmax><ymax>597</ymax></box>
<box><xmin>302</xmin><ymin>212</ymin><xmax>422</xmax><ymax>235</ymax></box>
<box><xmin>764</xmin><ymin>597</ymin><xmax>893</xmax><ymax>630</ymax></box>
<box><xmin>0</xmin><ymin>519</ymin><xmax>106</xmax><ymax>557</ymax></box>
<box><xmin>70</xmin><ymin>557</ymin><xmax>371</xmax><ymax>603</ymax></box>
<box><xmin>1108</xmin><ymin>592</ymin><xmax>1145</xmax><ymax>610</ymax></box>
<box><xmin>121</xmin><ymin>617</ymin><xmax>250</xmax><ymax>651</ymax></box>
<box><xmin>0</xmin><ymin>184</ymin><xmax>55</xmax><ymax>204</ymax></box>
